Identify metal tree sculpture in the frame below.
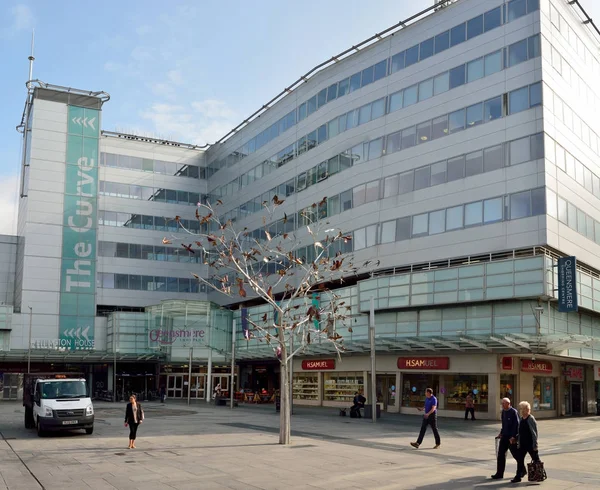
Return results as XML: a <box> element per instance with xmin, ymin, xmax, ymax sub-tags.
<box><xmin>165</xmin><ymin>196</ymin><xmax>360</xmax><ymax>445</ymax></box>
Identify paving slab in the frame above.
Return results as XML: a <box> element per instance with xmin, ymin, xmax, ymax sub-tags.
<box><xmin>1</xmin><ymin>401</ymin><xmax>599</xmax><ymax>489</ymax></box>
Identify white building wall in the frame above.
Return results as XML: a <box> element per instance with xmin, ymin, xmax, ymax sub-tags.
<box><xmin>0</xmin><ymin>235</ymin><xmax>17</xmax><ymax>306</ymax></box>
<box><xmin>205</xmin><ymin>0</ymin><xmax>545</xmax><ymax>306</ymax></box>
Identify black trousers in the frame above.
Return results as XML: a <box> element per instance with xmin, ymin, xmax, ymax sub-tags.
<box><xmin>465</xmin><ymin>407</ymin><xmax>475</xmax><ymax>420</ymax></box>
<box><xmin>128</xmin><ymin>422</ymin><xmax>139</xmax><ymax>440</ymax></box>
<box><xmin>416</xmin><ymin>415</ymin><xmax>440</xmax><ymax>445</ymax></box>
<box><xmin>515</xmin><ymin>447</ymin><xmax>539</xmax><ymax>477</ymax></box>
<box><xmin>496</xmin><ymin>437</ymin><xmax>519</xmax><ymax>476</ymax></box>
<box><xmin>350</xmin><ymin>404</ymin><xmax>363</xmax><ymax>418</ymax></box>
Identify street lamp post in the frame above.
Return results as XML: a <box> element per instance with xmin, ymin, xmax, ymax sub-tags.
<box><xmin>27</xmin><ymin>306</ymin><xmax>32</xmax><ymax>374</ymax></box>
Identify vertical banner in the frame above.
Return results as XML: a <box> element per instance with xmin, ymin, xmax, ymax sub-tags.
<box><xmin>557</xmin><ymin>256</ymin><xmax>578</xmax><ymax>313</ymax></box>
<box><xmin>241</xmin><ymin>308</ymin><xmax>249</xmax><ymax>340</ymax></box>
<box><xmin>59</xmin><ymin>106</ymin><xmax>100</xmax><ymax>350</ymax></box>
<box><xmin>312</xmin><ymin>292</ymin><xmax>320</xmax><ymax>330</ymax></box>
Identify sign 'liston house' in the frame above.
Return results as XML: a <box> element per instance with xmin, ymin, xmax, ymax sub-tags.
<box><xmin>1</xmin><ymin>0</ymin><xmax>600</xmax><ymax>419</ymax></box>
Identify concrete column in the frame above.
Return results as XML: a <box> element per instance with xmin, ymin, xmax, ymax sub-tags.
<box><xmin>487</xmin><ymin>373</ymin><xmax>500</xmax><ymax>420</ymax></box>
<box><xmin>437</xmin><ymin>375</ymin><xmax>446</xmax><ymax>410</ymax></box>
<box><xmin>585</xmin><ymin>365</ymin><xmax>596</xmax><ymax>415</ymax></box>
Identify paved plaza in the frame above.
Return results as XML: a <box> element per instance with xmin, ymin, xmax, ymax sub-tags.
<box><xmin>0</xmin><ymin>401</ymin><xmax>599</xmax><ymax>490</ymax></box>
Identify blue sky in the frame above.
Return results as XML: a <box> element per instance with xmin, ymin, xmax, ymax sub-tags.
<box><xmin>1</xmin><ymin>1</ymin><xmax>599</xmax><ymax>234</ymax></box>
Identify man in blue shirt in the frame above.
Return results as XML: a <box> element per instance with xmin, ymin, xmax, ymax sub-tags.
<box><xmin>491</xmin><ymin>397</ymin><xmax>520</xmax><ymax>480</ymax></box>
<box><xmin>410</xmin><ymin>388</ymin><xmax>441</xmax><ymax>449</ymax></box>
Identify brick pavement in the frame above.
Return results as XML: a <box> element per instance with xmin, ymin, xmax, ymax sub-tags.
<box><xmin>1</xmin><ymin>401</ymin><xmax>599</xmax><ymax>489</ymax></box>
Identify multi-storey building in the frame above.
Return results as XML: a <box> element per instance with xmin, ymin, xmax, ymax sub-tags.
<box><xmin>1</xmin><ymin>0</ymin><xmax>599</xmax><ymax>419</ymax></box>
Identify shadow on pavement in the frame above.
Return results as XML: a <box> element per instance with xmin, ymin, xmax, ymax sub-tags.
<box><xmin>413</xmin><ymin>476</ymin><xmax>521</xmax><ymax>489</ymax></box>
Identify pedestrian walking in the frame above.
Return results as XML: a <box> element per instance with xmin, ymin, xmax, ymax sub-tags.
<box><xmin>124</xmin><ymin>394</ymin><xmax>144</xmax><ymax>449</ymax></box>
<box><xmin>160</xmin><ymin>385</ymin><xmax>166</xmax><ymax>403</ymax></box>
<box><xmin>512</xmin><ymin>401</ymin><xmax>544</xmax><ymax>483</ymax></box>
<box><xmin>465</xmin><ymin>392</ymin><xmax>476</xmax><ymax>420</ymax></box>
<box><xmin>491</xmin><ymin>397</ymin><xmax>519</xmax><ymax>480</ymax></box>
<box><xmin>410</xmin><ymin>388</ymin><xmax>441</xmax><ymax>449</ymax></box>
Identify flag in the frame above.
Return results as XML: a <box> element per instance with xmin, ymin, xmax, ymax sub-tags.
<box><xmin>312</xmin><ymin>293</ymin><xmax>320</xmax><ymax>330</ymax></box>
<box><xmin>241</xmin><ymin>308</ymin><xmax>250</xmax><ymax>340</ymax></box>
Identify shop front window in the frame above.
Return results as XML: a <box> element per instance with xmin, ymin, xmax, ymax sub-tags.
<box><xmin>500</xmin><ymin>374</ymin><xmax>516</xmax><ymax>401</ymax></box>
<box><xmin>446</xmin><ymin>375</ymin><xmax>489</xmax><ymax>412</ymax></box>
<box><xmin>402</xmin><ymin>374</ymin><xmax>438</xmax><ymax>408</ymax></box>
<box><xmin>293</xmin><ymin>374</ymin><xmax>319</xmax><ymax>400</ymax></box>
<box><xmin>324</xmin><ymin>372</ymin><xmax>364</xmax><ymax>402</ymax></box>
<box><xmin>533</xmin><ymin>376</ymin><xmax>554</xmax><ymax>410</ymax></box>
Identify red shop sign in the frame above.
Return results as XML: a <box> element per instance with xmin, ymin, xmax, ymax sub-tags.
<box><xmin>397</xmin><ymin>357</ymin><xmax>450</xmax><ymax>370</ymax></box>
<box><xmin>501</xmin><ymin>357</ymin><xmax>514</xmax><ymax>370</ymax></box>
<box><xmin>564</xmin><ymin>365</ymin><xmax>584</xmax><ymax>381</ymax></box>
<box><xmin>521</xmin><ymin>359</ymin><xmax>553</xmax><ymax>373</ymax></box>
<box><xmin>301</xmin><ymin>359</ymin><xmax>335</xmax><ymax>370</ymax></box>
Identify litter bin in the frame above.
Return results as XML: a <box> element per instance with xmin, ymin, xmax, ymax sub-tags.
<box><xmin>363</xmin><ymin>404</ymin><xmax>381</xmax><ymax>419</ymax></box>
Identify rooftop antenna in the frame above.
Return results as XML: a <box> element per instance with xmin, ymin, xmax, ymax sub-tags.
<box><xmin>27</xmin><ymin>29</ymin><xmax>35</xmax><ymax>90</ymax></box>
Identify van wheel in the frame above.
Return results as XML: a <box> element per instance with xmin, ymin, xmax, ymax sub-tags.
<box><xmin>36</xmin><ymin>418</ymin><xmax>45</xmax><ymax>437</ymax></box>
<box><xmin>85</xmin><ymin>427</ymin><xmax>94</xmax><ymax>435</ymax></box>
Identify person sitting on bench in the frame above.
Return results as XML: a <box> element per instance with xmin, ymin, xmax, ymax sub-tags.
<box><xmin>350</xmin><ymin>392</ymin><xmax>366</xmax><ymax>418</ymax></box>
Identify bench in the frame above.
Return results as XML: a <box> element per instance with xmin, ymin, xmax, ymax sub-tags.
<box><xmin>214</xmin><ymin>397</ymin><xmax>238</xmax><ymax>407</ymax></box>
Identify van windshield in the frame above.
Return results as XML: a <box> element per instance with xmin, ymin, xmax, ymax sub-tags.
<box><xmin>40</xmin><ymin>381</ymin><xmax>87</xmax><ymax>399</ymax></box>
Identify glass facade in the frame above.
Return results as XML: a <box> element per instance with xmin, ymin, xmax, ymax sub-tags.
<box><xmin>98</xmin><ymin>211</ymin><xmax>205</xmax><ymax>234</ymax></box>
<box><xmin>446</xmin><ymin>375</ymin><xmax>488</xmax><ymax>412</ymax></box>
<box><xmin>207</xmin><ymin>0</ymin><xmax>541</xmax><ymax>178</ymax></box>
<box><xmin>323</xmin><ymin>372</ymin><xmax>364</xmax><ymax>402</ymax></box>
<box><xmin>101</xmin><ymin>153</ymin><xmax>204</xmax><ymax>179</ymax></box>
<box><xmin>533</xmin><ymin>377</ymin><xmax>555</xmax><ymax>411</ymax></box>
<box><xmin>98</xmin><ymin>241</ymin><xmax>205</xmax><ymax>264</ymax></box>
<box><xmin>231</xmin><ymin>82</ymin><xmax>543</xmax><ymax>234</ymax></box>
<box><xmin>99</xmin><ymin>181</ymin><xmax>201</xmax><ymax>206</ymax></box>
<box><xmin>402</xmin><ymin>374</ymin><xmax>438</xmax><ymax>408</ymax></box>
<box><xmin>212</xmin><ymin>35</ymin><xmax>541</xmax><ymax>201</ymax></box>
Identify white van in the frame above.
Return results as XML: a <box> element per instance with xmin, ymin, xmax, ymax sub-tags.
<box><xmin>24</xmin><ymin>376</ymin><xmax>94</xmax><ymax>436</ymax></box>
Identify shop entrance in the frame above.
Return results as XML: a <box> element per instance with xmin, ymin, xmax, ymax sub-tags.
<box><xmin>570</xmin><ymin>383</ymin><xmax>583</xmax><ymax>415</ymax></box>
<box><xmin>1</xmin><ymin>374</ymin><xmax>22</xmax><ymax>400</ymax></box>
<box><xmin>167</xmin><ymin>374</ymin><xmax>183</xmax><ymax>398</ymax></box>
<box><xmin>376</xmin><ymin>374</ymin><xmax>396</xmax><ymax>410</ymax></box>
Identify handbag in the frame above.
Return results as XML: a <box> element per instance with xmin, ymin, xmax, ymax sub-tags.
<box><xmin>527</xmin><ymin>459</ymin><xmax>547</xmax><ymax>482</ymax></box>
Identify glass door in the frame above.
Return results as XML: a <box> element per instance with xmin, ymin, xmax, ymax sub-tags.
<box><xmin>167</xmin><ymin>375</ymin><xmax>183</xmax><ymax>398</ymax></box>
<box><xmin>191</xmin><ymin>375</ymin><xmax>205</xmax><ymax>399</ymax></box>
<box><xmin>570</xmin><ymin>383</ymin><xmax>582</xmax><ymax>414</ymax></box>
<box><xmin>376</xmin><ymin>375</ymin><xmax>396</xmax><ymax>410</ymax></box>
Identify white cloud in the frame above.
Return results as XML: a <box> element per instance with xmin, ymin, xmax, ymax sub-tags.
<box><xmin>167</xmin><ymin>70</ymin><xmax>183</xmax><ymax>85</ymax></box>
<box><xmin>139</xmin><ymin>100</ymin><xmax>238</xmax><ymax>145</ymax></box>
<box><xmin>103</xmin><ymin>61</ymin><xmax>120</xmax><ymax>72</ymax></box>
<box><xmin>192</xmin><ymin>99</ymin><xmax>237</xmax><ymax>120</ymax></box>
<box><xmin>11</xmin><ymin>4</ymin><xmax>33</xmax><ymax>30</ymax></box>
<box><xmin>0</xmin><ymin>174</ymin><xmax>19</xmax><ymax>236</ymax></box>
<box><xmin>1</xmin><ymin>4</ymin><xmax>34</xmax><ymax>37</ymax></box>
<box><xmin>130</xmin><ymin>46</ymin><xmax>153</xmax><ymax>62</ymax></box>
<box><xmin>135</xmin><ymin>25</ymin><xmax>152</xmax><ymax>36</ymax></box>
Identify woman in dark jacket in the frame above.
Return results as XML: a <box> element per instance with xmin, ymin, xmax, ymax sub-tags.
<box><xmin>124</xmin><ymin>395</ymin><xmax>144</xmax><ymax>449</ymax></box>
<box><xmin>512</xmin><ymin>401</ymin><xmax>540</xmax><ymax>483</ymax></box>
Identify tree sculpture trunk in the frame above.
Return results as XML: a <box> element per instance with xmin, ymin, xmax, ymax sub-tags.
<box><xmin>278</xmin><ymin>343</ymin><xmax>291</xmax><ymax>445</ymax></box>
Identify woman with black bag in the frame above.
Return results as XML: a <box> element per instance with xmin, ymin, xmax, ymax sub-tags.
<box><xmin>124</xmin><ymin>395</ymin><xmax>144</xmax><ymax>449</ymax></box>
<box><xmin>512</xmin><ymin>401</ymin><xmax>546</xmax><ymax>483</ymax></box>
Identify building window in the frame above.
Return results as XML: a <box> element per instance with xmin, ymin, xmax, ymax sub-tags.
<box><xmin>402</xmin><ymin>374</ymin><xmax>438</xmax><ymax>408</ymax></box>
<box><xmin>446</xmin><ymin>375</ymin><xmax>489</xmax><ymax>412</ymax></box>
<box><xmin>323</xmin><ymin>372</ymin><xmax>364</xmax><ymax>402</ymax></box>
<box><xmin>533</xmin><ymin>377</ymin><xmax>554</xmax><ymax>410</ymax></box>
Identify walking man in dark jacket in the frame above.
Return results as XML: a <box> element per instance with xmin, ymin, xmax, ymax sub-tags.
<box><xmin>491</xmin><ymin>397</ymin><xmax>520</xmax><ymax>480</ymax></box>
